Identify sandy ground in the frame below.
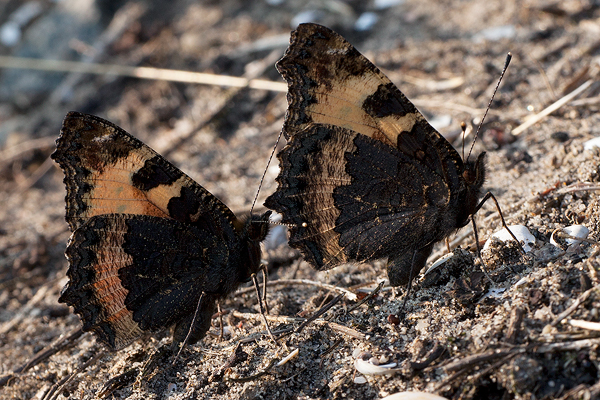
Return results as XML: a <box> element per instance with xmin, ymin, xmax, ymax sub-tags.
<box><xmin>1</xmin><ymin>0</ymin><xmax>600</xmax><ymax>399</ymax></box>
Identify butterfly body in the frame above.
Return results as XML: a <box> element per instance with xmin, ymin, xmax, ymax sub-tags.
<box><xmin>265</xmin><ymin>23</ymin><xmax>485</xmax><ymax>286</ymax></box>
<box><xmin>53</xmin><ymin>112</ymin><xmax>269</xmax><ymax>350</ymax></box>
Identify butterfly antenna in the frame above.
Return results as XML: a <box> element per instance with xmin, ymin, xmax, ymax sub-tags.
<box><xmin>466</xmin><ymin>52</ymin><xmax>512</xmax><ymax>163</ymax></box>
<box><xmin>250</xmin><ymin>129</ymin><xmax>284</xmax><ymax>218</ymax></box>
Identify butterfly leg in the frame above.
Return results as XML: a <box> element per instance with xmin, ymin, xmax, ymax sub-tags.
<box><xmin>259</xmin><ymin>263</ymin><xmax>269</xmax><ymax>315</ymax></box>
<box><xmin>470</xmin><ymin>215</ymin><xmax>497</xmax><ymax>286</ymax></box>
<box><xmin>473</xmin><ymin>191</ymin><xmax>525</xmax><ymax>254</ymax></box>
<box><xmin>251</xmin><ymin>272</ymin><xmax>279</xmax><ymax>346</ymax></box>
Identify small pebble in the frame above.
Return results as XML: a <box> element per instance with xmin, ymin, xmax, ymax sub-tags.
<box><xmin>473</xmin><ymin>25</ymin><xmax>517</xmax><ymax>42</ymax></box>
<box><xmin>387</xmin><ymin>314</ymin><xmax>401</xmax><ymax>325</ymax></box>
<box><xmin>551</xmin><ymin>131</ymin><xmax>569</xmax><ymax>142</ymax></box>
<box><xmin>354</xmin><ymin>12</ymin><xmax>379</xmax><ymax>31</ymax></box>
<box><xmin>291</xmin><ymin>10</ymin><xmax>324</xmax><ymax>27</ymax></box>
<box><xmin>374</xmin><ymin>0</ymin><xmax>406</xmax><ymax>9</ymax></box>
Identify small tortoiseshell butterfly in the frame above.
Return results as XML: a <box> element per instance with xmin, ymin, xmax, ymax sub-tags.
<box><xmin>53</xmin><ymin>112</ymin><xmax>270</xmax><ymax>350</ymax></box>
<box><xmin>265</xmin><ymin>23</ymin><xmax>486</xmax><ymax>286</ymax></box>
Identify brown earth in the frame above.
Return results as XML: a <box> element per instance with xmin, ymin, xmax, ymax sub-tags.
<box><xmin>1</xmin><ymin>0</ymin><xmax>600</xmax><ymax>399</ymax></box>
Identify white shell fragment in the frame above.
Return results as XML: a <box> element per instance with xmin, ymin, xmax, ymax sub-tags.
<box><xmin>482</xmin><ymin>287</ymin><xmax>507</xmax><ymax>300</ymax></box>
<box><xmin>380</xmin><ymin>392</ymin><xmax>449</xmax><ymax>400</ymax></box>
<box><xmin>584</xmin><ymin>137</ymin><xmax>600</xmax><ymax>151</ymax></box>
<box><xmin>354</xmin><ymin>358</ymin><xmax>399</xmax><ymax>376</ymax></box>
<box><xmin>550</xmin><ymin>225</ymin><xmax>589</xmax><ymax>248</ymax></box>
<box><xmin>483</xmin><ymin>225</ymin><xmax>535</xmax><ymax>253</ymax></box>
<box><xmin>423</xmin><ymin>252</ymin><xmax>454</xmax><ymax>278</ymax></box>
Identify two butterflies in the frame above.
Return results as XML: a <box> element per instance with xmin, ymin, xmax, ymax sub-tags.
<box><xmin>54</xmin><ymin>23</ymin><xmax>487</xmax><ymax>349</ymax></box>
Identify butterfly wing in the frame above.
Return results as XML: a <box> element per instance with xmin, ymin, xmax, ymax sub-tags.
<box><xmin>266</xmin><ymin>124</ymin><xmax>450</xmax><ymax>269</ymax></box>
<box><xmin>52</xmin><ymin>112</ymin><xmax>241</xmax><ymax>235</ymax></box>
<box><xmin>266</xmin><ymin>24</ymin><xmax>482</xmax><ymax>280</ymax></box>
<box><xmin>53</xmin><ymin>112</ymin><xmax>268</xmax><ymax>349</ymax></box>
<box><xmin>277</xmin><ymin>24</ymin><xmax>464</xmax><ymax>177</ymax></box>
<box><xmin>59</xmin><ymin>214</ymin><xmax>228</xmax><ymax>349</ymax></box>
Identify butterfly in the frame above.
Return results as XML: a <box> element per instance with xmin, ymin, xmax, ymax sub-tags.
<box><xmin>52</xmin><ymin>112</ymin><xmax>270</xmax><ymax>350</ymax></box>
<box><xmin>265</xmin><ymin>23</ymin><xmax>487</xmax><ymax>287</ymax></box>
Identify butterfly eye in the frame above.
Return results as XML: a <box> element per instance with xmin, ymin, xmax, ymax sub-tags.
<box><xmin>462</xmin><ymin>169</ymin><xmax>475</xmax><ymax>183</ymax></box>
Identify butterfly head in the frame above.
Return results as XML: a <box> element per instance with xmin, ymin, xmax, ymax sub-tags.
<box><xmin>239</xmin><ymin>211</ymin><xmax>272</xmax><ymax>280</ymax></box>
<box><xmin>463</xmin><ymin>152</ymin><xmax>486</xmax><ymax>188</ymax></box>
<box><xmin>245</xmin><ymin>210</ymin><xmax>272</xmax><ymax>242</ymax></box>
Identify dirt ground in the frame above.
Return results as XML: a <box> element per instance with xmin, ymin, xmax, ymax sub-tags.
<box><xmin>1</xmin><ymin>0</ymin><xmax>600</xmax><ymax>399</ymax></box>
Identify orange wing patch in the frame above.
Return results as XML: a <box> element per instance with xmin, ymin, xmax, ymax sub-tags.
<box><xmin>54</xmin><ymin>112</ymin><xmax>236</xmax><ymax>232</ymax></box>
<box><xmin>71</xmin><ymin>147</ymin><xmax>171</xmax><ymax>218</ymax></box>
<box><xmin>277</xmin><ymin>23</ymin><xmax>425</xmax><ymax>147</ymax></box>
<box><xmin>63</xmin><ymin>215</ymin><xmax>145</xmax><ymax>349</ymax></box>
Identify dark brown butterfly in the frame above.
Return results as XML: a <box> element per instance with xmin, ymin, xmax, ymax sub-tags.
<box><xmin>265</xmin><ymin>23</ymin><xmax>487</xmax><ymax>287</ymax></box>
<box><xmin>53</xmin><ymin>112</ymin><xmax>270</xmax><ymax>350</ymax></box>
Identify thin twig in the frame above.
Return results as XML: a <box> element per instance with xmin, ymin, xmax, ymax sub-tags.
<box><xmin>0</xmin><ymin>136</ymin><xmax>56</xmax><ymax>164</ymax></box>
<box><xmin>296</xmin><ymin>294</ymin><xmax>343</xmax><ymax>334</ymax></box>
<box><xmin>49</xmin><ymin>2</ymin><xmax>147</xmax><ymax>104</ymax></box>
<box><xmin>0</xmin><ymin>328</ymin><xmax>84</xmax><ymax>389</ymax></box>
<box><xmin>16</xmin><ymin>156</ymin><xmax>55</xmax><ymax>194</ymax></box>
<box><xmin>236</xmin><ymin>279</ymin><xmax>357</xmax><ymax>301</ymax></box>
<box><xmin>0</xmin><ymin>55</ymin><xmax>287</xmax><ymax>92</ymax></box>
<box><xmin>347</xmin><ymin>281</ymin><xmax>384</xmax><ymax>313</ymax></box>
<box><xmin>443</xmin><ymin>348</ymin><xmax>516</xmax><ymax>373</ymax></box>
<box><xmin>252</xmin><ymin>274</ymin><xmax>279</xmax><ymax>346</ymax></box>
<box><xmin>533</xmin><ymin>338</ymin><xmax>600</xmax><ymax>353</ymax></box>
<box><xmin>512</xmin><ymin>79</ymin><xmax>593</xmax><ymax>136</ymax></box>
<box><xmin>569</xmin><ymin>319</ymin><xmax>600</xmax><ymax>332</ymax></box>
<box><xmin>0</xmin><ymin>283</ymin><xmax>52</xmax><ymax>335</ymax></box>
<box><xmin>313</xmin><ymin>320</ymin><xmax>367</xmax><ymax>340</ymax></box>
<box><xmin>230</xmin><ymin>311</ymin><xmax>367</xmax><ymax>340</ymax></box>
<box><xmin>158</xmin><ymin>48</ymin><xmax>283</xmax><ymax>158</ymax></box>
<box><xmin>226</xmin><ymin>358</ymin><xmax>279</xmax><ymax>382</ymax></box>
<box><xmin>550</xmin><ymin>285</ymin><xmax>598</xmax><ymax>327</ymax></box>
<box><xmin>231</xmin><ymin>311</ymin><xmax>304</xmax><ymax>324</ymax></box>
<box><xmin>43</xmin><ymin>351</ymin><xmax>104</xmax><ymax>400</ymax></box>
<box><xmin>555</xmin><ymin>182</ymin><xmax>600</xmax><ymax>194</ymax></box>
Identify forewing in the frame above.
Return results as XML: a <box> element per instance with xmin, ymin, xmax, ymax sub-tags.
<box><xmin>59</xmin><ymin>214</ymin><xmax>231</xmax><ymax>350</ymax></box>
<box><xmin>52</xmin><ymin>112</ymin><xmax>240</xmax><ymax>234</ymax></box>
<box><xmin>277</xmin><ymin>23</ymin><xmax>465</xmax><ymax>190</ymax></box>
